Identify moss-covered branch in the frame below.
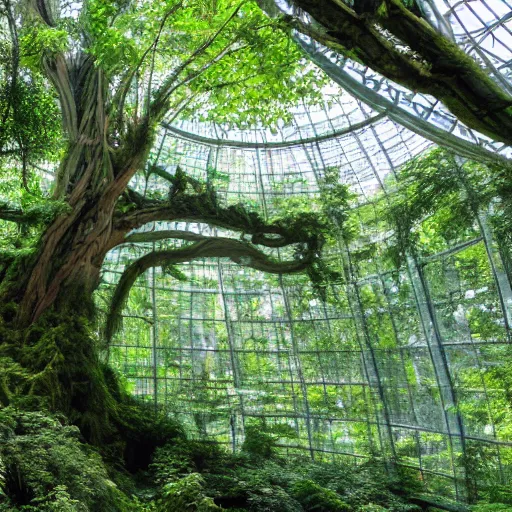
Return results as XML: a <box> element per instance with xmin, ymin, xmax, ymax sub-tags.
<box><xmin>270</xmin><ymin>0</ymin><xmax>512</xmax><ymax>145</ymax></box>
<box><xmin>123</xmin><ymin>229</ymin><xmax>207</xmax><ymax>244</ymax></box>
<box><xmin>113</xmin><ymin>189</ymin><xmax>324</xmax><ymax>249</ymax></box>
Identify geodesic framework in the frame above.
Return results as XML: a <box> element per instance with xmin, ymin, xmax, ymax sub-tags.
<box><xmin>103</xmin><ymin>0</ymin><xmax>512</xmax><ymax>502</ymax></box>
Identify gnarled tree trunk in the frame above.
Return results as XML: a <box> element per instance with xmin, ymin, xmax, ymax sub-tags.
<box><xmin>5</xmin><ymin>53</ymin><xmax>151</xmax><ymax>325</ymax></box>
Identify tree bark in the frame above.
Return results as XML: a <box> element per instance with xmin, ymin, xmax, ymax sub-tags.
<box><xmin>7</xmin><ymin>49</ymin><xmax>152</xmax><ymax>325</ymax></box>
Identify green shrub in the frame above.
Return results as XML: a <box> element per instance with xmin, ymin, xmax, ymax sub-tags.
<box><xmin>241</xmin><ymin>421</ymin><xmax>296</xmax><ymax>460</ymax></box>
<box><xmin>241</xmin><ymin>424</ymin><xmax>277</xmax><ymax>459</ymax></box>
<box><xmin>150</xmin><ymin>439</ymin><xmax>226</xmax><ymax>483</ymax></box>
<box><xmin>482</xmin><ymin>486</ymin><xmax>512</xmax><ymax>506</ymax></box>
<box><xmin>203</xmin><ymin>461</ymin><xmax>302</xmax><ymax>512</ymax></box>
<box><xmin>156</xmin><ymin>473</ymin><xmax>220</xmax><ymax>512</ymax></box>
<box><xmin>244</xmin><ymin>484</ymin><xmax>302</xmax><ymax>512</ymax></box>
<box><xmin>0</xmin><ymin>407</ymin><xmax>130</xmax><ymax>511</ymax></box>
<box><xmin>314</xmin><ymin>461</ymin><xmax>420</xmax><ymax>512</ymax></box>
<box><xmin>471</xmin><ymin>505</ymin><xmax>512</xmax><ymax>512</ymax></box>
<box><xmin>6</xmin><ymin>486</ymin><xmax>85</xmax><ymax>511</ymax></box>
<box><xmin>292</xmin><ymin>479</ymin><xmax>351</xmax><ymax>512</ymax></box>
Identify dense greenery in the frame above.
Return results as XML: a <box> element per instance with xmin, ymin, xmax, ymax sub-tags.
<box><xmin>1</xmin><ymin>0</ymin><xmax>512</xmax><ymax>507</ymax></box>
<box><xmin>3</xmin><ymin>410</ymin><xmax>512</xmax><ymax>510</ymax></box>
<box><xmin>0</xmin><ymin>411</ymin><xmax>437</xmax><ymax>510</ymax></box>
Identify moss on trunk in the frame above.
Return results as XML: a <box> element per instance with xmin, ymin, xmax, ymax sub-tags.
<box><xmin>0</xmin><ymin>296</ymin><xmax>183</xmax><ymax>469</ymax></box>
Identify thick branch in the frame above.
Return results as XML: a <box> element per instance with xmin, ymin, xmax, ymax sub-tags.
<box><xmin>267</xmin><ymin>0</ymin><xmax>512</xmax><ymax>145</ymax></box>
<box><xmin>105</xmin><ymin>237</ymin><xmax>312</xmax><ymax>340</ymax></box>
<box><xmin>42</xmin><ymin>55</ymin><xmax>78</xmax><ymax>141</ymax></box>
<box><xmin>123</xmin><ymin>228</ymin><xmax>291</xmax><ymax>248</ymax></box>
<box><xmin>124</xmin><ymin>229</ymin><xmax>207</xmax><ymax>244</ymax></box>
<box><xmin>111</xmin><ymin>193</ymin><xmax>313</xmax><ymax>250</ymax></box>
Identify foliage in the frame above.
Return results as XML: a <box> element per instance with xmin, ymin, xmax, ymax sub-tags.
<box><xmin>291</xmin><ymin>479</ymin><xmax>351</xmax><ymax>512</ymax></box>
<box><xmin>20</xmin><ymin>25</ymin><xmax>69</xmax><ymax>70</ymax></box>
<box><xmin>0</xmin><ymin>302</ymin><xmax>185</xmax><ymax>481</ymax></box>
<box><xmin>0</xmin><ymin>71</ymin><xmax>63</xmax><ymax>162</ymax></box>
<box><xmin>383</xmin><ymin>148</ymin><xmax>477</xmax><ymax>262</ymax></box>
<box><xmin>302</xmin><ymin>459</ymin><xmax>422</xmax><ymax>512</ymax></box>
<box><xmin>241</xmin><ymin>421</ymin><xmax>297</xmax><ymax>459</ymax></box>
<box><xmin>1</xmin><ymin>400</ymin><xmax>507</xmax><ymax>512</ymax></box>
<box><xmin>145</xmin><ymin>436</ymin><xmax>428</xmax><ymax>512</ymax></box>
<box><xmin>150</xmin><ymin>438</ymin><xmax>228</xmax><ymax>482</ymax></box>
<box><xmin>0</xmin><ymin>407</ymin><xmax>130</xmax><ymax>511</ymax></box>
<box><xmin>376</xmin><ymin>148</ymin><xmax>512</xmax><ymax>268</ymax></box>
<box><xmin>471</xmin><ymin>505</ymin><xmax>512</xmax><ymax>512</ymax></box>
<box><xmin>319</xmin><ymin>166</ymin><xmax>358</xmax><ymax>237</ymax></box>
<box><xmin>481</xmin><ymin>486</ymin><xmax>512</xmax><ymax>507</ymax></box>
<box><xmin>157</xmin><ymin>473</ymin><xmax>221</xmax><ymax>512</ymax></box>
<box><xmin>204</xmin><ymin>461</ymin><xmax>304</xmax><ymax>511</ymax></box>
<box><xmin>268</xmin><ymin>172</ymin><xmax>356</xmax><ymax>298</ymax></box>
<box><xmin>14</xmin><ymin>0</ymin><xmax>327</xmax><ymax>132</ymax></box>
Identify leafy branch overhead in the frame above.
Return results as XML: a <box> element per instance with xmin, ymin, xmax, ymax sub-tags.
<box><xmin>106</xmin><ymin>167</ymin><xmax>339</xmax><ymax>340</ymax></box>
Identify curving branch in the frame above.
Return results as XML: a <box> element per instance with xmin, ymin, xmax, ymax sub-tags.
<box><xmin>105</xmin><ymin>236</ymin><xmax>313</xmax><ymax>340</ymax></box>
<box><xmin>124</xmin><ymin>229</ymin><xmax>208</xmax><ymax>244</ymax></box>
<box><xmin>112</xmin><ymin>191</ymin><xmax>318</xmax><ymax>250</ymax></box>
<box><xmin>123</xmin><ymin>228</ymin><xmax>293</xmax><ymax>248</ymax></box>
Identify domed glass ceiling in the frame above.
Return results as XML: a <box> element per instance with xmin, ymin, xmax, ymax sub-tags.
<box><xmin>102</xmin><ymin>0</ymin><xmax>512</xmax><ymax>501</ymax></box>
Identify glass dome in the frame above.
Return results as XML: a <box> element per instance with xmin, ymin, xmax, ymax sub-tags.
<box><xmin>102</xmin><ymin>0</ymin><xmax>512</xmax><ymax>501</ymax></box>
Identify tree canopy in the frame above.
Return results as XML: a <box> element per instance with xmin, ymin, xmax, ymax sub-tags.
<box><xmin>0</xmin><ymin>0</ymin><xmax>337</xmax><ymax>327</ymax></box>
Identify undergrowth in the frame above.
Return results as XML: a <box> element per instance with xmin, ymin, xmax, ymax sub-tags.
<box><xmin>1</xmin><ymin>304</ymin><xmax>511</xmax><ymax>511</ymax></box>
<box><xmin>2</xmin><ymin>406</ymin><xmax>512</xmax><ymax>511</ymax></box>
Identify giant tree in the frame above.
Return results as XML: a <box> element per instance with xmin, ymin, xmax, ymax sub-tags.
<box><xmin>0</xmin><ymin>0</ymin><xmax>332</xmax><ymax>446</ymax></box>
